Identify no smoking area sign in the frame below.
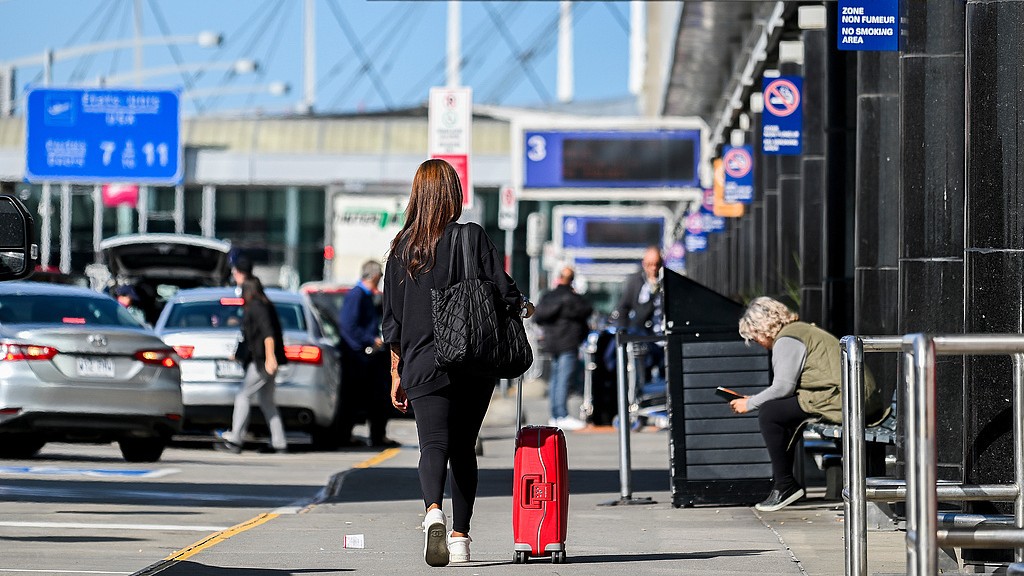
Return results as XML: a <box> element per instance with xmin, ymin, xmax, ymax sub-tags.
<box><xmin>498</xmin><ymin>185</ymin><xmax>518</xmax><ymax>230</ymax></box>
<box><xmin>761</xmin><ymin>76</ymin><xmax>803</xmax><ymax>155</ymax></box>
<box><xmin>723</xmin><ymin>145</ymin><xmax>754</xmax><ymax>203</ymax></box>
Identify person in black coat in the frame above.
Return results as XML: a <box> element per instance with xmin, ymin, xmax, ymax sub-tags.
<box><xmin>533</xmin><ymin>266</ymin><xmax>592</xmax><ymax>430</ymax></box>
<box><xmin>612</xmin><ymin>245</ymin><xmax>664</xmax><ymax>334</ymax></box>
<box><xmin>216</xmin><ymin>276</ymin><xmax>289</xmax><ymax>454</ymax></box>
<box><xmin>382</xmin><ymin>158</ymin><xmax>533</xmax><ymax>566</ymax></box>
<box><xmin>335</xmin><ymin>260</ymin><xmax>397</xmax><ymax>448</ymax></box>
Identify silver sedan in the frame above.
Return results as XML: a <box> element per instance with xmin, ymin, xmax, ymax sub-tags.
<box><xmin>0</xmin><ymin>282</ymin><xmax>183</xmax><ymax>462</ymax></box>
<box><xmin>153</xmin><ymin>287</ymin><xmax>341</xmax><ymax>448</ymax></box>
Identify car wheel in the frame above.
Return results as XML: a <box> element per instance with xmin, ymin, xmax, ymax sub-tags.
<box><xmin>0</xmin><ymin>434</ymin><xmax>45</xmax><ymax>458</ymax></box>
<box><xmin>118</xmin><ymin>437</ymin><xmax>166</xmax><ymax>463</ymax></box>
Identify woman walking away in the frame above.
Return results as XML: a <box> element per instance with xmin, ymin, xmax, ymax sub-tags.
<box><xmin>216</xmin><ymin>277</ymin><xmax>289</xmax><ymax>455</ymax></box>
<box><xmin>729</xmin><ymin>297</ymin><xmax>880</xmax><ymax>512</ymax></box>
<box><xmin>382</xmin><ymin>158</ymin><xmax>533</xmax><ymax>567</ymax></box>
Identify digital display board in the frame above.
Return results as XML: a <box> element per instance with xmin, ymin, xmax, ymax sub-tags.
<box><xmin>525</xmin><ymin>130</ymin><xmax>701</xmax><ymax>189</ymax></box>
<box><xmin>561</xmin><ymin>215</ymin><xmax>666</xmax><ymax>250</ymax></box>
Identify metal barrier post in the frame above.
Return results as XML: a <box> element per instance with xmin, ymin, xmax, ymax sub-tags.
<box><xmin>1015</xmin><ymin>353</ymin><xmax>1024</xmax><ymax>562</ymax></box>
<box><xmin>905</xmin><ymin>334</ymin><xmax>938</xmax><ymax>576</ymax></box>
<box><xmin>599</xmin><ymin>332</ymin><xmax>655</xmax><ymax>506</ymax></box>
<box><xmin>841</xmin><ymin>336</ymin><xmax>867</xmax><ymax>576</ymax></box>
<box><xmin>616</xmin><ymin>339</ymin><xmax>632</xmax><ymax>500</ymax></box>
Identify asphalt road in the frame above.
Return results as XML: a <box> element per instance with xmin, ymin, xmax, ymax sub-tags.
<box><xmin>0</xmin><ymin>437</ymin><xmax>384</xmax><ymax>575</ymax></box>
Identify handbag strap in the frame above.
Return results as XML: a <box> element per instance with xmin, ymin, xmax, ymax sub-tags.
<box><xmin>459</xmin><ymin>224</ymin><xmax>479</xmax><ymax>281</ymax></box>
<box><xmin>445</xmin><ymin>224</ymin><xmax>462</xmax><ymax>288</ymax></box>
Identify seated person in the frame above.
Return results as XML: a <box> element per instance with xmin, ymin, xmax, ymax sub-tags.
<box><xmin>728</xmin><ymin>297</ymin><xmax>880</xmax><ymax>512</ymax></box>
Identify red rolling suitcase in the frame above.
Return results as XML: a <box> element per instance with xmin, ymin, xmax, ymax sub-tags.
<box><xmin>512</xmin><ymin>378</ymin><xmax>569</xmax><ymax>564</ymax></box>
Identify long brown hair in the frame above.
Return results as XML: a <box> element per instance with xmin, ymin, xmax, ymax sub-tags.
<box><xmin>241</xmin><ymin>277</ymin><xmax>270</xmax><ymax>308</ymax></box>
<box><xmin>389</xmin><ymin>158</ymin><xmax>463</xmax><ymax>278</ymax></box>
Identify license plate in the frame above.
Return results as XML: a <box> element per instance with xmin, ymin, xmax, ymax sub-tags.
<box><xmin>76</xmin><ymin>357</ymin><xmax>115</xmax><ymax>378</ymax></box>
<box><xmin>215</xmin><ymin>360</ymin><xmax>245</xmax><ymax>379</ymax></box>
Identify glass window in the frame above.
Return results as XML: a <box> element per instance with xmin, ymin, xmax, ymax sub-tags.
<box><xmin>163</xmin><ymin>299</ymin><xmax>306</xmax><ymax>332</ymax></box>
<box><xmin>0</xmin><ymin>294</ymin><xmax>142</xmax><ymax>327</ymax></box>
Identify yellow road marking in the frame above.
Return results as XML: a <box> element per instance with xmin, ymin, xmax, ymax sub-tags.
<box><xmin>163</xmin><ymin>512</ymin><xmax>278</xmax><ymax>562</ymax></box>
<box><xmin>354</xmin><ymin>447</ymin><xmax>401</xmax><ymax>468</ymax></box>
<box><xmin>134</xmin><ymin>446</ymin><xmax>403</xmax><ymax>575</ymax></box>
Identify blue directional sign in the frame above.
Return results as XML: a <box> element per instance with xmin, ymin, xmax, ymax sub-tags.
<box><xmin>761</xmin><ymin>77</ymin><xmax>803</xmax><ymax>155</ymax></box>
<box><xmin>838</xmin><ymin>0</ymin><xmax>899</xmax><ymax>52</ymax></box>
<box><xmin>25</xmin><ymin>88</ymin><xmax>181</xmax><ymax>184</ymax></box>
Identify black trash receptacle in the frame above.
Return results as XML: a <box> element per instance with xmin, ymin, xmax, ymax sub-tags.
<box><xmin>663</xmin><ymin>269</ymin><xmax>772</xmax><ymax>507</ymax></box>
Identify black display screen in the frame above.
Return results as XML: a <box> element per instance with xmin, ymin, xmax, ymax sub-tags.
<box><xmin>562</xmin><ymin>138</ymin><xmax>696</xmax><ymax>184</ymax></box>
<box><xmin>583</xmin><ymin>219</ymin><xmax>664</xmax><ymax>248</ymax></box>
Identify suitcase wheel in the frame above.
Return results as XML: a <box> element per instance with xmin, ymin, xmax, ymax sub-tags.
<box><xmin>552</xmin><ymin>551</ymin><xmax>566</xmax><ymax>564</ymax></box>
<box><xmin>513</xmin><ymin>551</ymin><xmax>529</xmax><ymax>564</ymax></box>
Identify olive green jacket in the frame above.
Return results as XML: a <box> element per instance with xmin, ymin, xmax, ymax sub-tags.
<box><xmin>777</xmin><ymin>322</ymin><xmax>880</xmax><ymax>424</ymax></box>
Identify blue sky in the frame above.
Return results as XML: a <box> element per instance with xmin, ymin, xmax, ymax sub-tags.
<box><xmin>0</xmin><ymin>0</ymin><xmax>635</xmax><ymax>116</ymax></box>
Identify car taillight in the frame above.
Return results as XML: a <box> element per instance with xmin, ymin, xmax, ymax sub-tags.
<box><xmin>134</xmin><ymin>350</ymin><xmax>178</xmax><ymax>368</ymax></box>
<box><xmin>0</xmin><ymin>344</ymin><xmax>59</xmax><ymax>361</ymax></box>
<box><xmin>284</xmin><ymin>345</ymin><xmax>322</xmax><ymax>364</ymax></box>
<box><xmin>172</xmin><ymin>345</ymin><xmax>195</xmax><ymax>359</ymax></box>
<box><xmin>220</xmin><ymin>297</ymin><xmax>244</xmax><ymax>306</ymax></box>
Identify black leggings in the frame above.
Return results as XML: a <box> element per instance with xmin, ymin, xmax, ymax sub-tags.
<box><xmin>409</xmin><ymin>377</ymin><xmax>496</xmax><ymax>534</ymax></box>
<box><xmin>758</xmin><ymin>396</ymin><xmax>812</xmax><ymax>492</ymax></box>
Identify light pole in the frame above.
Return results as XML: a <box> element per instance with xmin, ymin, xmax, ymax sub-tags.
<box><xmin>96</xmin><ymin>59</ymin><xmax>258</xmax><ymax>87</ymax></box>
<box><xmin>181</xmin><ymin>81</ymin><xmax>289</xmax><ymax>100</ymax></box>
<box><xmin>0</xmin><ymin>31</ymin><xmax>222</xmax><ymax>115</ymax></box>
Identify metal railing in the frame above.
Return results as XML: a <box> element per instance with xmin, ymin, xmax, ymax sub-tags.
<box><xmin>842</xmin><ymin>333</ymin><xmax>1024</xmax><ymax>576</ymax></box>
<box><xmin>841</xmin><ymin>335</ymin><xmax>902</xmax><ymax>576</ymax></box>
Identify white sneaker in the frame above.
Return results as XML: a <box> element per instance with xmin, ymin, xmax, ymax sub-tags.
<box><xmin>422</xmin><ymin>508</ymin><xmax>449</xmax><ymax>567</ymax></box>
<box><xmin>448</xmin><ymin>533</ymin><xmax>471</xmax><ymax>563</ymax></box>
<box><xmin>554</xmin><ymin>416</ymin><xmax>587</xmax><ymax>431</ymax></box>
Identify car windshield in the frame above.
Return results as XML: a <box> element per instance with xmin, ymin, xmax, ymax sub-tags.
<box><xmin>0</xmin><ymin>294</ymin><xmax>143</xmax><ymax>327</ymax></box>
<box><xmin>163</xmin><ymin>299</ymin><xmax>306</xmax><ymax>331</ymax></box>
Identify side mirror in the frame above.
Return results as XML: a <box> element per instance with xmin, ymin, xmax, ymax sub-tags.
<box><xmin>0</xmin><ymin>195</ymin><xmax>37</xmax><ymax>281</ymax></box>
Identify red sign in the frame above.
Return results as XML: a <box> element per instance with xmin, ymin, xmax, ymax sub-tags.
<box><xmin>431</xmin><ymin>154</ymin><xmax>471</xmax><ymax>206</ymax></box>
<box><xmin>102</xmin><ymin>184</ymin><xmax>139</xmax><ymax>208</ymax></box>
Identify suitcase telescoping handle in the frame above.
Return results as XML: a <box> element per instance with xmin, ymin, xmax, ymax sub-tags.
<box><xmin>515</xmin><ymin>374</ymin><xmax>524</xmax><ymax>435</ymax></box>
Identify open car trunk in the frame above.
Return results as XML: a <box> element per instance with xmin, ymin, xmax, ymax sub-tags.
<box><xmin>100</xmin><ymin>234</ymin><xmax>232</xmax><ymax>323</ymax></box>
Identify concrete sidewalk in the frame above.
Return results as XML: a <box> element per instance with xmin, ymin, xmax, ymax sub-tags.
<box><xmin>139</xmin><ymin>387</ymin><xmax>908</xmax><ymax>575</ymax></box>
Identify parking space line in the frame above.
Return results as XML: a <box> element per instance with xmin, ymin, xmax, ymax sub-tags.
<box><xmin>0</xmin><ymin>521</ymin><xmax>228</xmax><ymax>532</ymax></box>
<box><xmin>0</xmin><ymin>565</ymin><xmax>132</xmax><ymax>569</ymax></box>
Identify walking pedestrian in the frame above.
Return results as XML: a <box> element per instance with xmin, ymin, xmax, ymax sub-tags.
<box><xmin>729</xmin><ymin>296</ymin><xmax>881</xmax><ymax>511</ymax></box>
<box><xmin>533</xmin><ymin>266</ymin><xmax>592</xmax><ymax>431</ymax></box>
<box><xmin>336</xmin><ymin>259</ymin><xmax>398</xmax><ymax>448</ymax></box>
<box><xmin>382</xmin><ymin>158</ymin><xmax>533</xmax><ymax>567</ymax></box>
<box><xmin>215</xmin><ymin>276</ymin><xmax>289</xmax><ymax>455</ymax></box>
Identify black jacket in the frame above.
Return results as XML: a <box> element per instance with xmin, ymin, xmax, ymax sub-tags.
<box><xmin>533</xmin><ymin>284</ymin><xmax>592</xmax><ymax>354</ymax></box>
<box><xmin>237</xmin><ymin>299</ymin><xmax>288</xmax><ymax>371</ymax></box>
<box><xmin>613</xmin><ymin>270</ymin><xmax>661</xmax><ymax>332</ymax></box>
<box><xmin>382</xmin><ymin>222</ymin><xmax>523</xmax><ymax>400</ymax></box>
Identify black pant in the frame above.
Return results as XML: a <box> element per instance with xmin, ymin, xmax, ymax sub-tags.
<box><xmin>409</xmin><ymin>377</ymin><xmax>495</xmax><ymax>534</ymax></box>
<box><xmin>758</xmin><ymin>395</ymin><xmax>812</xmax><ymax>492</ymax></box>
<box><xmin>338</xmin><ymin>349</ymin><xmax>392</xmax><ymax>443</ymax></box>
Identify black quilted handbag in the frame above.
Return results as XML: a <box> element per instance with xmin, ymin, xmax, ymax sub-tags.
<box><xmin>431</xmin><ymin>225</ymin><xmax>533</xmax><ymax>378</ymax></box>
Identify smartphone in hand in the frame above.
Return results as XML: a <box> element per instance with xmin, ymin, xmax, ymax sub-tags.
<box><xmin>715</xmin><ymin>386</ymin><xmax>746</xmax><ymax>401</ymax></box>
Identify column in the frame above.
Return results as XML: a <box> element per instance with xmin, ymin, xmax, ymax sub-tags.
<box><xmin>854</xmin><ymin>50</ymin><xmax>901</xmax><ymax>399</ymax></box>
<box><xmin>201</xmin><ymin>184</ymin><xmax>216</xmax><ymax>238</ymax></box>
<box><xmin>286</xmin><ymin>186</ymin><xmax>300</xmax><ymax>270</ymax></box>
<box><xmin>899</xmin><ymin>0</ymin><xmax>966</xmax><ymax>484</ymax></box>
<box><xmin>800</xmin><ymin>30</ymin><xmax>826</xmax><ymax>325</ymax></box>
<box><xmin>965</xmin><ymin>2</ymin><xmax>1024</xmax><ymax>566</ymax></box>
<box><xmin>776</xmin><ymin>60</ymin><xmax>803</xmax><ymax>310</ymax></box>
